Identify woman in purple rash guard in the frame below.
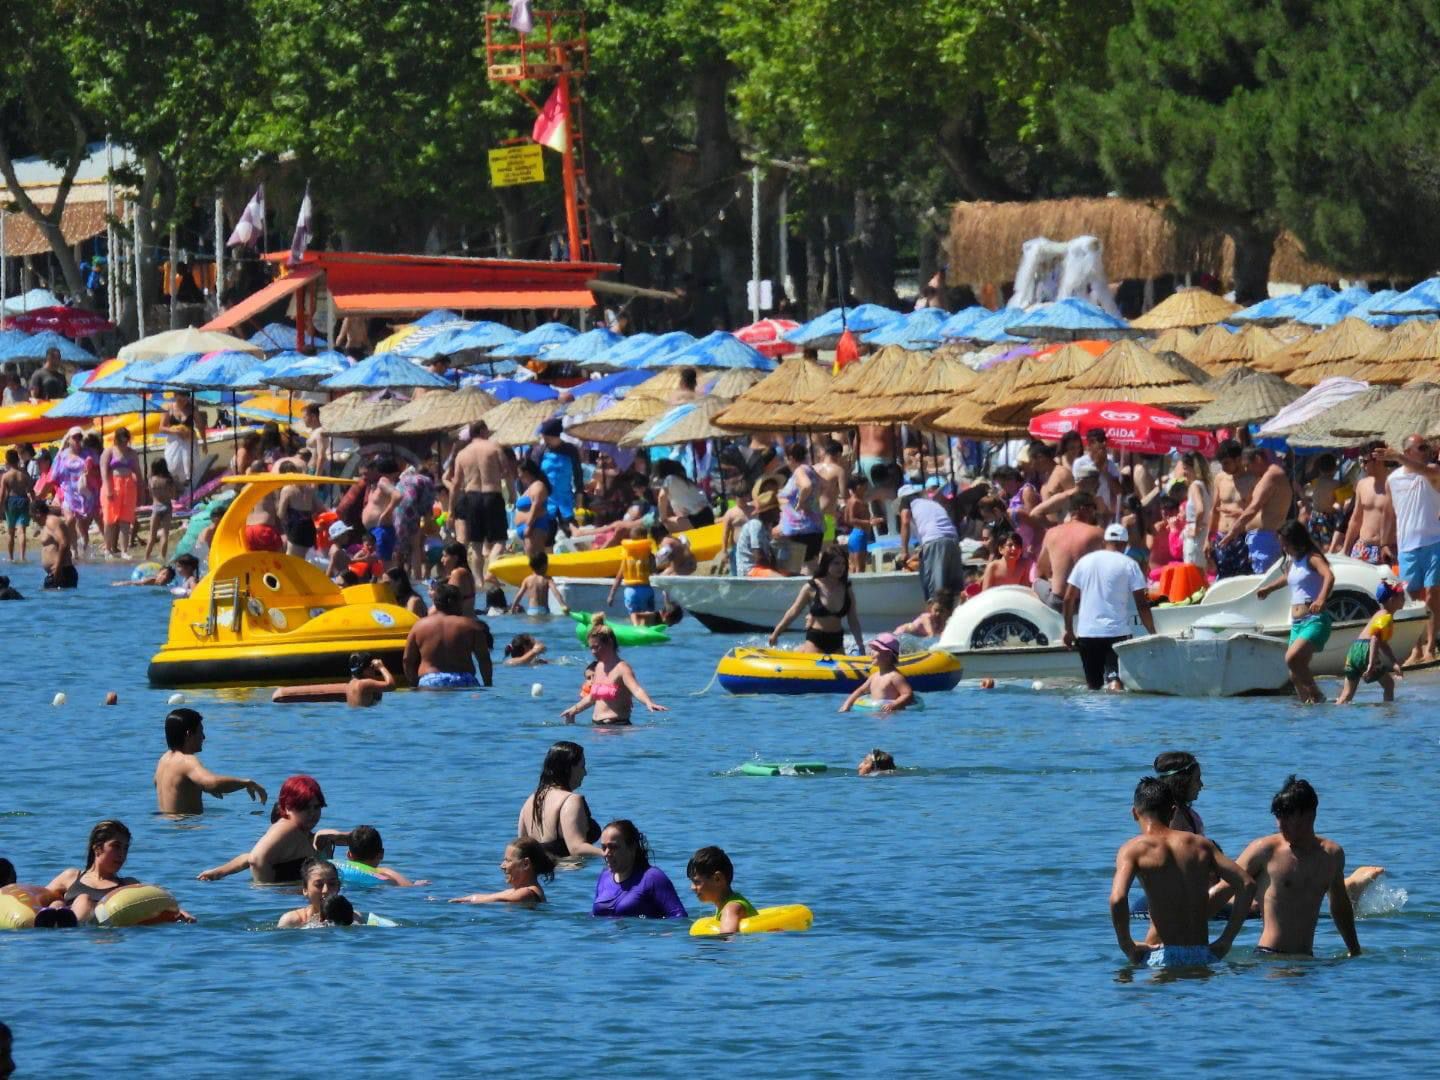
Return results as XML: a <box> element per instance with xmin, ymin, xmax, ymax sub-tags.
<box><xmin>592</xmin><ymin>819</ymin><xmax>687</xmax><ymax>919</ymax></box>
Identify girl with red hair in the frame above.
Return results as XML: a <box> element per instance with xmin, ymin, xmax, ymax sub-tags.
<box><xmin>198</xmin><ymin>775</ymin><xmax>358</xmax><ymax>884</ymax></box>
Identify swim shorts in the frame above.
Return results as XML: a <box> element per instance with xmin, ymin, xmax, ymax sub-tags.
<box><xmin>1399</xmin><ymin>538</ymin><xmax>1440</xmax><ymax>588</ymax></box>
<box><xmin>42</xmin><ymin>564</ymin><xmax>79</xmax><ymax>590</ymax></box>
<box><xmin>283</xmin><ymin>510</ymin><xmax>317</xmax><ymax>549</ymax></box>
<box><xmin>1343</xmin><ymin>638</ymin><xmax>1392</xmax><ymax>681</ymax></box>
<box><xmin>1288</xmin><ymin>612</ymin><xmax>1333</xmax><ymax>651</ymax></box>
<box><xmin>784</xmin><ymin>531</ymin><xmax>824</xmax><ymax>562</ymax></box>
<box><xmin>1246</xmin><ymin>529</ymin><xmax>1282</xmax><ymax>574</ymax></box>
<box><xmin>416</xmin><ymin>671</ymin><xmax>481</xmax><ymax>690</ymax></box>
<box><xmin>243</xmin><ymin>524</ymin><xmax>284</xmax><ymax>553</ymax></box>
<box><xmin>1349</xmin><ymin>541</ymin><xmax>1385</xmax><ymax>565</ymax></box>
<box><xmin>526</xmin><ymin>605</ymin><xmax>548</xmax><ymax>616</ymax></box>
<box><xmin>454</xmin><ymin>490</ymin><xmax>508</xmax><ymax>545</ymax></box>
<box><xmin>847</xmin><ymin>527</ymin><xmax>870</xmax><ymax>555</ymax></box>
<box><xmin>370</xmin><ymin>525</ymin><xmax>397</xmax><ymax>561</ymax></box>
<box><xmin>4</xmin><ymin>495</ymin><xmax>29</xmax><ymax>529</ymax></box>
<box><xmin>1214</xmin><ymin>538</ymin><xmax>1250</xmax><ymax>579</ymax></box>
<box><xmin>1147</xmin><ymin>945</ymin><xmax>1218</xmax><ymax>968</ymax></box>
<box><xmin>1076</xmin><ymin>635</ymin><xmax>1129</xmax><ymax>690</ymax></box>
<box><xmin>623</xmin><ymin>584</ymin><xmax>656</xmax><ymax>614</ymax></box>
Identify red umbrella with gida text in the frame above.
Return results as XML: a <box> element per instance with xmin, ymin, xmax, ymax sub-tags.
<box><xmin>1028</xmin><ymin>401</ymin><xmax>1216</xmax><ymax>456</ymax></box>
<box><xmin>733</xmin><ymin>318</ymin><xmax>800</xmax><ymax>358</ymax></box>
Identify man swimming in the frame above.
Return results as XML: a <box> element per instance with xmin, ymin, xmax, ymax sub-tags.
<box><xmin>1110</xmin><ymin>777</ymin><xmax>1254</xmax><ymax>968</ymax></box>
<box><xmin>1231</xmin><ymin>776</ymin><xmax>1362</xmax><ymax>958</ymax></box>
<box><xmin>154</xmin><ymin>708</ymin><xmax>268</xmax><ymax>815</ymax></box>
<box><xmin>403</xmin><ymin>582</ymin><xmax>494</xmax><ymax>689</ymax></box>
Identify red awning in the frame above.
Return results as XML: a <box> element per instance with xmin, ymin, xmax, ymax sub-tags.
<box><xmin>330</xmin><ymin>287</ymin><xmax>595</xmax><ymax>315</ymax></box>
<box><xmin>202</xmin><ymin>266</ymin><xmax>323</xmax><ymax>332</ymax></box>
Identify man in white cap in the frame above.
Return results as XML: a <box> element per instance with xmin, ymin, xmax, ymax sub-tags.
<box><xmin>899</xmin><ymin>482</ymin><xmax>963</xmax><ymax>602</ymax></box>
<box><xmin>1063</xmin><ymin>522</ymin><xmax>1156</xmax><ymax>690</ymax></box>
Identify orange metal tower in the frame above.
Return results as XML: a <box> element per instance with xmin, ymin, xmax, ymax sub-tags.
<box><xmin>484</xmin><ymin>11</ymin><xmax>592</xmax><ymax>263</ymax></box>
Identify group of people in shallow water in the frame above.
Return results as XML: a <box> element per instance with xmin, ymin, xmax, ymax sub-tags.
<box><xmin>1113</xmin><ymin>751</ymin><xmax>1385</xmax><ymax>967</ymax></box>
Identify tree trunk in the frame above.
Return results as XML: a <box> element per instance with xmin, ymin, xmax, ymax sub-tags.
<box><xmin>936</xmin><ymin>103</ymin><xmax>1026</xmax><ymax>202</ymax></box>
<box><xmin>804</xmin><ymin>230</ymin><xmax>828</xmax><ymax>316</ymax></box>
<box><xmin>0</xmin><ymin>133</ymin><xmax>90</xmax><ymax>301</ymax></box>
<box><xmin>1228</xmin><ymin>224</ymin><xmax>1276</xmax><ymax>306</ymax></box>
<box><xmin>847</xmin><ymin>188</ymin><xmax>900</xmax><ymax>308</ymax></box>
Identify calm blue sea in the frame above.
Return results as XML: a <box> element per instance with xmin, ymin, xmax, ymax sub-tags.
<box><xmin>0</xmin><ymin>562</ymin><xmax>1434</xmax><ymax>1077</ymax></box>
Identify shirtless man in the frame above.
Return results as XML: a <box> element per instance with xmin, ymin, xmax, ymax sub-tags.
<box><xmin>34</xmin><ymin>497</ymin><xmax>77</xmax><ymax>589</ymax></box>
<box><xmin>361</xmin><ymin>456</ymin><xmax>403</xmax><ymax>566</ymax></box>
<box><xmin>301</xmin><ymin>403</ymin><xmax>328</xmax><ymax>476</ymax></box>
<box><xmin>1030</xmin><ymin>441</ymin><xmax>1073</xmax><ymax>527</ymax></box>
<box><xmin>445</xmin><ymin>420</ymin><xmax>513</xmax><ymax>579</ymax></box>
<box><xmin>403</xmin><ymin>582</ymin><xmax>494</xmax><ymax>689</ymax></box>
<box><xmin>1</xmin><ymin>449</ymin><xmax>32</xmax><ymax>560</ymax></box>
<box><xmin>1034</xmin><ymin>492</ymin><xmax>1103</xmax><ymax>609</ymax></box>
<box><xmin>1110</xmin><ymin>776</ymin><xmax>1255</xmax><ymax>968</ymax></box>
<box><xmin>1340</xmin><ymin>441</ymin><xmax>1396</xmax><ymax>564</ymax></box>
<box><xmin>857</xmin><ymin>424</ymin><xmax>895</xmax><ymax>483</ymax></box>
<box><xmin>1232</xmin><ymin>776</ymin><xmax>1361</xmax><ymax>958</ymax></box>
<box><xmin>1209</xmin><ymin>440</ymin><xmax>1257</xmax><ymax>578</ymax></box>
<box><xmin>1217</xmin><ymin>447</ymin><xmax>1293</xmax><ymax>574</ymax></box>
<box><xmin>814</xmin><ymin>439</ymin><xmax>849</xmax><ymax>531</ymax></box>
<box><xmin>154</xmin><ymin>707</ymin><xmax>267</xmax><ymax>815</ymax></box>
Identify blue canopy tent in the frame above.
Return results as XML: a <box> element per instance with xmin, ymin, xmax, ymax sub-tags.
<box><xmin>862</xmin><ymin>308</ymin><xmax>953</xmax><ymax>347</ymax></box>
<box><xmin>1006</xmin><ymin>298</ymin><xmax>1131</xmax><ymax>340</ymax></box>
<box><xmin>644</xmin><ymin>331</ymin><xmax>775</xmax><ymax>371</ymax></box>
<box><xmin>488</xmin><ymin>322</ymin><xmax>581</xmax><ymax>360</ymax></box>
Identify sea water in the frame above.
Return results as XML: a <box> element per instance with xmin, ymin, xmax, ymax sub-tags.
<box><xmin>1</xmin><ymin>564</ymin><xmax>1435</xmax><ymax>1076</ymax></box>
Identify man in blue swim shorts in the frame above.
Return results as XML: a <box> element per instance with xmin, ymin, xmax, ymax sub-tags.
<box><xmin>362</xmin><ymin>456</ymin><xmax>403</xmax><ymax>562</ymax></box>
<box><xmin>1110</xmin><ymin>777</ymin><xmax>1254</xmax><ymax>969</ymax></box>
<box><xmin>1216</xmin><ymin>448</ymin><xmax>1293</xmax><ymax>575</ymax></box>
<box><xmin>1385</xmin><ymin>435</ymin><xmax>1440</xmax><ymax>663</ymax></box>
<box><xmin>403</xmin><ymin>583</ymin><xmax>493</xmax><ymax>689</ymax></box>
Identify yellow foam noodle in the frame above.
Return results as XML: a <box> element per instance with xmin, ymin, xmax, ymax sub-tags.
<box><xmin>489</xmin><ymin>522</ymin><xmax>725</xmax><ymax>585</ymax></box>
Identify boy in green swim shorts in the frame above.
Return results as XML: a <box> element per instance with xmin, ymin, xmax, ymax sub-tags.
<box><xmin>1336</xmin><ymin>580</ymin><xmax>1406</xmax><ymax>705</ymax></box>
<box><xmin>687</xmin><ymin>846</ymin><xmax>758</xmax><ymax>933</ymax></box>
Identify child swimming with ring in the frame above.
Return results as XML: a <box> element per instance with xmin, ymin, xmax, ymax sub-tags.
<box><xmin>344</xmin><ymin>826</ymin><xmax>427</xmax><ymax>886</ymax></box>
<box><xmin>449</xmin><ymin>838</ymin><xmax>555</xmax><ymax>905</ymax></box>
<box><xmin>278</xmin><ymin>858</ymin><xmax>370</xmax><ymax>927</ymax></box>
<box><xmin>838</xmin><ymin>633</ymin><xmax>915</xmax><ymax>714</ymax></box>
<box><xmin>686</xmin><ymin>846</ymin><xmax>758</xmax><ymax>934</ymax></box>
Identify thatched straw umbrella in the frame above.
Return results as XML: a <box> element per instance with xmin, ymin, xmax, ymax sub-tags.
<box><xmin>565</xmin><ymin>393</ymin><xmax>669</xmax><ymax>443</ymax></box>
<box><xmin>1352</xmin><ymin>320</ymin><xmax>1440</xmax><ymax>385</ymax></box>
<box><xmin>622</xmin><ymin>397</ymin><xmax>734</xmax><ymax>448</ymax></box>
<box><xmin>626</xmin><ymin>368</ymin><xmax>692</xmax><ymax>402</ymax></box>
<box><xmin>917</xmin><ymin>359</ymin><xmax>1030</xmax><ymax>437</ymax></box>
<box><xmin>1270</xmin><ymin>321</ymin><xmax>1317</xmax><ymax>346</ymax></box>
<box><xmin>983</xmin><ymin>342</ymin><xmax>1097</xmax><ymax>427</ymax></box>
<box><xmin>1129</xmin><ymin>288</ymin><xmax>1241</xmax><ymax>331</ymax></box>
<box><xmin>1037</xmin><ymin>339</ymin><xmax>1213</xmax><ymax>411</ymax></box>
<box><xmin>704</xmin><ymin>368</ymin><xmax>766</xmax><ymax>398</ymax></box>
<box><xmin>793</xmin><ymin>345</ymin><xmax>914</xmax><ymax>428</ymax></box>
<box><xmin>1147</xmin><ymin>327</ymin><xmax>1199</xmax><ymax>356</ymax></box>
<box><xmin>1180</xmin><ymin>370</ymin><xmax>1302</xmax><ymax>429</ymax></box>
<box><xmin>838</xmin><ymin>353</ymin><xmax>979</xmax><ymax>426</ymax></box>
<box><xmin>319</xmin><ymin>396</ymin><xmax>405</xmax><ymax>437</ymax></box>
<box><xmin>484</xmin><ymin>399</ymin><xmax>561</xmax><ymax>447</ymax></box>
<box><xmin>1274</xmin><ymin>386</ymin><xmax>1396</xmax><ymax>449</ymax></box>
<box><xmin>1329</xmin><ymin>382</ymin><xmax>1440</xmax><ymax>446</ymax></box>
<box><xmin>1286</xmin><ymin>318</ymin><xmax>1389</xmax><ymax>387</ymax></box>
<box><xmin>387</xmin><ymin>388</ymin><xmax>500</xmax><ymax>436</ymax></box>
<box><xmin>712</xmin><ymin>357</ymin><xmax>834</xmax><ymax>433</ymax></box>
<box><xmin>1185</xmin><ymin>323</ymin><xmax>1283</xmax><ymax>369</ymax></box>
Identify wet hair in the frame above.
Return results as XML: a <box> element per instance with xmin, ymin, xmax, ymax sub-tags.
<box><xmin>686</xmin><ymin>845</ymin><xmax>735</xmax><ymax>884</ymax></box>
<box><xmin>505</xmin><ymin>633</ymin><xmax>537</xmax><ymax>658</ymax></box>
<box><xmin>1271</xmin><ymin>775</ymin><xmax>1319</xmax><ymax>819</ymax></box>
<box><xmin>530</xmin><ymin>741</ymin><xmax>587</xmax><ymax>832</ymax></box>
<box><xmin>323</xmin><ymin>893</ymin><xmax>356</xmax><ymax>925</ymax></box>
<box><xmin>347</xmin><ymin>825</ymin><xmax>383</xmax><ymax>864</ymax></box>
<box><xmin>1153</xmin><ymin>751</ymin><xmax>1199</xmax><ymax>808</ymax></box>
<box><xmin>1217</xmin><ymin>438</ymin><xmax>1243</xmax><ymax>462</ymax></box>
<box><xmin>1278</xmin><ymin>519</ymin><xmax>1326</xmax><ymax>564</ymax></box>
<box><xmin>0</xmin><ymin>857</ymin><xmax>15</xmax><ymax>886</ymax></box>
<box><xmin>4</xmin><ymin>449</ymin><xmax>17</xmax><ymax>467</ymax></box>
<box><xmin>432</xmin><ymin>582</ymin><xmax>462</xmax><ymax>615</ymax></box>
<box><xmin>348</xmin><ymin>652</ymin><xmax>372</xmax><ymax>677</ymax></box>
<box><xmin>1133</xmin><ymin>777</ymin><xmax>1177</xmax><ymax>822</ymax></box>
<box><xmin>83</xmin><ymin>819</ymin><xmax>132</xmax><ymax>869</ymax></box>
<box><xmin>509</xmin><ymin>836</ymin><xmax>557</xmax><ymax>882</ymax></box>
<box><xmin>586</xmin><ymin>623</ymin><xmax>618</xmax><ymax>651</ymax></box>
<box><xmin>300</xmin><ymin>857</ymin><xmax>339</xmax><ymax>888</ymax></box>
<box><xmin>164</xmin><ymin>707</ymin><xmax>204</xmax><ymax>751</ymax></box>
<box><xmin>442</xmin><ymin>541</ymin><xmax>467</xmax><ymax>564</ymax></box>
<box><xmin>175</xmin><ymin>553</ymin><xmax>199</xmax><ymax>570</ymax></box>
<box><xmin>601</xmin><ymin>819</ymin><xmax>651</xmax><ymax>872</ymax></box>
<box><xmin>861</xmin><ymin>748</ymin><xmax>897</xmax><ymax>772</ymax></box>
<box><xmin>528</xmin><ymin>553</ymin><xmax>549</xmax><ymax>573</ymax></box>
<box><xmin>278</xmin><ymin>775</ymin><xmax>327</xmax><ymax>817</ymax></box>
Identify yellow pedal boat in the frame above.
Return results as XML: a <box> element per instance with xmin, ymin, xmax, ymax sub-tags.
<box><xmin>715</xmin><ymin>647</ymin><xmax>962</xmax><ymax>696</ymax></box>
<box><xmin>147</xmin><ymin>475</ymin><xmax>418</xmax><ymax>688</ymax></box>
<box><xmin>488</xmin><ymin>522</ymin><xmax>724</xmax><ymax>586</ymax></box>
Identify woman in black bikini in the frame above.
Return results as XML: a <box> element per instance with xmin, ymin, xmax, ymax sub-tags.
<box><xmin>197</xmin><ymin>775</ymin><xmax>357</xmax><ymax>884</ymax></box>
<box><xmin>515</xmin><ymin>742</ymin><xmax>604</xmax><ymax>858</ymax></box>
<box><xmin>44</xmin><ymin>820</ymin><xmax>195</xmax><ymax>925</ymax></box>
<box><xmin>768</xmin><ymin>545</ymin><xmax>865</xmax><ymax>654</ymax></box>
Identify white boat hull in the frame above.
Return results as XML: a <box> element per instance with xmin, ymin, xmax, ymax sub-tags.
<box><xmin>656</xmin><ymin>572</ymin><xmax>926</xmax><ymax>634</ymax></box>
<box><xmin>1113</xmin><ymin>633</ymin><xmax>1292</xmax><ymax>697</ymax></box>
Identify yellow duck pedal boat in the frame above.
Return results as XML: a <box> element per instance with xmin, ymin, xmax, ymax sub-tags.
<box><xmin>147</xmin><ymin>476</ymin><xmax>418</xmax><ymax>688</ymax></box>
<box><xmin>715</xmin><ymin>647</ymin><xmax>962</xmax><ymax>696</ymax></box>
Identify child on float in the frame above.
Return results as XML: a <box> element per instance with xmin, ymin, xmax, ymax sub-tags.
<box><xmin>511</xmin><ymin>552</ymin><xmax>569</xmax><ymax>616</ymax></box>
<box><xmin>686</xmin><ymin>846</ymin><xmax>758</xmax><ymax>933</ymax></box>
<box><xmin>449</xmin><ymin>838</ymin><xmax>555</xmax><ymax>905</ymax></box>
<box><xmin>838</xmin><ymin>633</ymin><xmax>915</xmax><ymax>714</ymax></box>
<box><xmin>278</xmin><ymin>858</ymin><xmax>370</xmax><ymax>927</ymax></box>
<box><xmin>342</xmin><ymin>825</ymin><xmax>426</xmax><ymax>886</ymax></box>
<box><xmin>1336</xmin><ymin>579</ymin><xmax>1407</xmax><ymax>705</ymax></box>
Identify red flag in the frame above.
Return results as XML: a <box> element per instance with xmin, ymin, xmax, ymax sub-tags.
<box><xmin>833</xmin><ymin>328</ymin><xmax>860</xmax><ymax>375</ymax></box>
<box><xmin>531</xmin><ymin>88</ymin><xmax>568</xmax><ymax>153</ymax></box>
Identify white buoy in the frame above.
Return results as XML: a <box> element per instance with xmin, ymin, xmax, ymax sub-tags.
<box><xmin>530</xmin><ymin>682</ymin><xmax>543</xmax><ymax>698</ymax></box>
<box><xmin>52</xmin><ymin>692</ymin><xmax>66</xmax><ymax>707</ymax></box>
<box><xmin>168</xmin><ymin>693</ymin><xmax>186</xmax><ymax>705</ymax></box>
<box><xmin>1030</xmin><ymin>680</ymin><xmax>1044</xmax><ymax>692</ymax></box>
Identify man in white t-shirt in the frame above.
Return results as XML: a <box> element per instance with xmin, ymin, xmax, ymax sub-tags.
<box><xmin>1063</xmin><ymin>523</ymin><xmax>1157</xmax><ymax>690</ymax></box>
<box><xmin>1384</xmin><ymin>434</ymin><xmax>1440</xmax><ymax>663</ymax></box>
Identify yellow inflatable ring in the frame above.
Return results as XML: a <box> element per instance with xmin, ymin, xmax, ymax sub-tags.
<box><xmin>95</xmin><ymin>884</ymin><xmax>181</xmax><ymax>927</ymax></box>
<box><xmin>0</xmin><ymin>884</ymin><xmax>57</xmax><ymax>930</ymax></box>
<box><xmin>689</xmin><ymin>903</ymin><xmax>813</xmax><ymax>936</ymax></box>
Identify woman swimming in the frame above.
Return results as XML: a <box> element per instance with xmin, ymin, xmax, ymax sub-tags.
<box><xmin>278</xmin><ymin>858</ymin><xmax>369</xmax><ymax>927</ymax></box>
<box><xmin>591</xmin><ymin>819</ymin><xmax>687</xmax><ymax>919</ymax></box>
<box><xmin>44</xmin><ymin>819</ymin><xmax>195</xmax><ymax>925</ymax></box>
<box><xmin>198</xmin><ymin>776</ymin><xmax>356</xmax><ymax>884</ymax></box>
<box><xmin>450</xmin><ymin>838</ymin><xmax>555</xmax><ymax>905</ymax></box>
<box><xmin>516</xmin><ymin>741</ymin><xmax>604</xmax><ymax>858</ymax></box>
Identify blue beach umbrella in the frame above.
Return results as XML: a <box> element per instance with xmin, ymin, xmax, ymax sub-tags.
<box><xmin>130</xmin><ymin>352</ymin><xmax>204</xmax><ymax>386</ymax></box>
<box><xmin>581</xmin><ymin>369</ymin><xmax>654</xmax><ymax>397</ymax></box>
<box><xmin>1294</xmin><ymin>293</ymin><xmax>1360</xmax><ymax>328</ymax></box>
<box><xmin>412</xmin><ymin>309</ymin><xmax>460</xmax><ymax>328</ymax></box>
<box><xmin>169</xmin><ymin>350</ymin><xmax>266</xmax><ymax>391</ymax></box>
<box><xmin>489</xmin><ymin>322</ymin><xmax>581</xmax><ymax>360</ymax></box>
<box><xmin>0</xmin><ymin>329</ymin><xmax>29</xmax><ymax>353</ymax></box>
<box><xmin>644</xmin><ymin>330</ymin><xmax>776</xmax><ymax>371</ymax></box>
<box><xmin>458</xmin><ymin>378</ymin><xmax>559</xmax><ymax>403</ymax></box>
<box><xmin>543</xmin><ymin>326</ymin><xmax>624</xmax><ymax>363</ymax></box>
<box><xmin>0</xmin><ymin>329</ymin><xmax>98</xmax><ymax>365</ymax></box>
<box><xmin>46</xmin><ymin>390</ymin><xmax>147</xmax><ymax>419</ymax></box>
<box><xmin>248</xmin><ymin>321</ymin><xmax>325</xmax><ymax>353</ymax></box>
<box><xmin>231</xmin><ymin>350</ymin><xmax>307</xmax><ymax>391</ymax></box>
<box><xmin>936</xmin><ymin>305</ymin><xmax>995</xmax><ymax>340</ymax></box>
<box><xmin>628</xmin><ymin>331</ymin><xmax>696</xmax><ymax>367</ymax></box>
<box><xmin>266</xmin><ymin>350</ymin><xmax>353</xmax><ymax>391</ymax></box>
<box><xmin>83</xmin><ymin>359</ymin><xmax>159</xmax><ymax>394</ymax></box>
<box><xmin>784</xmin><ymin>305</ymin><xmax>902</xmax><ymax>347</ymax></box>
<box><xmin>440</xmin><ymin>321</ymin><xmax>519</xmax><ymax>354</ymax></box>
<box><xmin>1232</xmin><ymin>285</ymin><xmax>1337</xmax><ymax>324</ymax></box>
<box><xmin>1346</xmin><ymin>289</ymin><xmax>1409</xmax><ymax>327</ymax></box>
<box><xmin>1006</xmin><ymin>298</ymin><xmax>1131</xmax><ymax>340</ymax></box>
<box><xmin>580</xmin><ymin>332</ymin><xmax>657</xmax><ymax>370</ymax></box>
<box><xmin>320</xmin><ymin>351</ymin><xmax>453</xmax><ymax>391</ymax></box>
<box><xmin>862</xmin><ymin>307</ymin><xmax>954</xmax><ymax>348</ymax></box>
<box><xmin>962</xmin><ymin>307</ymin><xmax>1027</xmax><ymax>344</ymax></box>
<box><xmin>1378</xmin><ymin>277</ymin><xmax>1440</xmax><ymax>316</ymax></box>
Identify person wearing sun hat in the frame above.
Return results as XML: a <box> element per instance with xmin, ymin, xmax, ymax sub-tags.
<box><xmin>1063</xmin><ymin>522</ymin><xmax>1157</xmax><ymax>691</ymax></box>
<box><xmin>838</xmin><ymin>632</ymin><xmax>915</xmax><ymax>714</ymax></box>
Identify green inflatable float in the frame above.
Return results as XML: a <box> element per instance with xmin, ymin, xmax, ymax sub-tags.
<box><xmin>570</xmin><ymin>612</ymin><xmax>670</xmax><ymax>647</ymax></box>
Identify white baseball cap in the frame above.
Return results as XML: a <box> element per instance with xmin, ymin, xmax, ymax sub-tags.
<box><xmin>1103</xmin><ymin>523</ymin><xmax>1129</xmax><ymax>543</ymax></box>
<box><xmin>1072</xmin><ymin>456</ymin><xmax>1099</xmax><ymax>480</ymax></box>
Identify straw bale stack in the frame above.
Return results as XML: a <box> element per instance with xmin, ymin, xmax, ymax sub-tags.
<box><xmin>1037</xmin><ymin>339</ymin><xmax>1213</xmax><ymax>411</ymax></box>
<box><xmin>1129</xmin><ymin>288</ymin><xmax>1241</xmax><ymax>331</ymax></box>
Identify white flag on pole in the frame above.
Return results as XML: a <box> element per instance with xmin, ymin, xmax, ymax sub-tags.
<box><xmin>288</xmin><ymin>182</ymin><xmax>313</xmax><ymax>267</ymax></box>
<box><xmin>226</xmin><ymin>184</ymin><xmax>265</xmax><ymax>248</ymax></box>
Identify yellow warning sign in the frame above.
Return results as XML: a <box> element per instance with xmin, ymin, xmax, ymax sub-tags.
<box><xmin>488</xmin><ymin>144</ymin><xmax>546</xmax><ymax>188</ymax></box>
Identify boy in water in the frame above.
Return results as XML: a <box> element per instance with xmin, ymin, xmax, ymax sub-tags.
<box><xmin>1231</xmin><ymin>776</ymin><xmax>1362</xmax><ymax>957</ymax></box>
<box><xmin>838</xmin><ymin>633</ymin><xmax>914</xmax><ymax>714</ymax></box>
<box><xmin>687</xmin><ymin>846</ymin><xmax>758</xmax><ymax>933</ymax></box>
<box><xmin>510</xmin><ymin>552</ymin><xmax>569</xmax><ymax>615</ymax></box>
<box><xmin>1336</xmin><ymin>579</ymin><xmax>1406</xmax><ymax>704</ymax></box>
<box><xmin>1</xmin><ymin>448</ymin><xmax>32</xmax><ymax>561</ymax></box>
<box><xmin>1110</xmin><ymin>777</ymin><xmax>1254</xmax><ymax>967</ymax></box>
<box><xmin>154</xmin><ymin>708</ymin><xmax>268</xmax><ymax>815</ymax></box>
<box><xmin>345</xmin><ymin>825</ymin><xmax>425</xmax><ymax>886</ymax></box>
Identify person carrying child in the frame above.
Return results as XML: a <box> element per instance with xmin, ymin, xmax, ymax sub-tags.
<box><xmin>1336</xmin><ymin>578</ymin><xmax>1406</xmax><ymax>705</ymax></box>
<box><xmin>278</xmin><ymin>858</ymin><xmax>371</xmax><ymax>927</ymax></box>
<box><xmin>449</xmin><ymin>838</ymin><xmax>555</xmax><ymax>905</ymax></box>
<box><xmin>838</xmin><ymin>633</ymin><xmax>915</xmax><ymax>714</ymax></box>
<box><xmin>686</xmin><ymin>846</ymin><xmax>758</xmax><ymax>934</ymax></box>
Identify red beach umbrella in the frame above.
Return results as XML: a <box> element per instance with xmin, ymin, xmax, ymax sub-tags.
<box><xmin>734</xmin><ymin>318</ymin><xmax>800</xmax><ymax>358</ymax></box>
<box><xmin>1028</xmin><ymin>401</ymin><xmax>1216</xmax><ymax>456</ymax></box>
<box><xmin>2</xmin><ymin>305</ymin><xmax>115</xmax><ymax>338</ymax></box>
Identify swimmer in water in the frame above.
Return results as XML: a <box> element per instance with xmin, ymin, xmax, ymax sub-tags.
<box><xmin>686</xmin><ymin>846</ymin><xmax>759</xmax><ymax>934</ymax></box>
<box><xmin>1110</xmin><ymin>777</ymin><xmax>1253</xmax><ymax>968</ymax></box>
<box><xmin>344</xmin><ymin>825</ymin><xmax>427</xmax><ymax>887</ymax></box>
<box><xmin>278</xmin><ymin>859</ymin><xmax>369</xmax><ymax>927</ymax></box>
<box><xmin>44</xmin><ymin>819</ymin><xmax>196</xmax><ymax>926</ymax></box>
<box><xmin>450</xmin><ymin>838</ymin><xmax>555</xmax><ymax>905</ymax></box>
<box><xmin>271</xmin><ymin>652</ymin><xmax>396</xmax><ymax>707</ymax></box>
<box><xmin>560</xmin><ymin>625</ymin><xmax>666</xmax><ymax>725</ymax></box>
<box><xmin>511</xmin><ymin>552</ymin><xmax>569</xmax><ymax>616</ymax></box>
<box><xmin>198</xmin><ymin>775</ymin><xmax>358</xmax><ymax>884</ymax></box>
<box><xmin>838</xmin><ymin>633</ymin><xmax>914</xmax><ymax>714</ymax></box>
<box><xmin>154</xmin><ymin>707</ymin><xmax>268</xmax><ymax>815</ymax></box>
<box><xmin>857</xmin><ymin>749</ymin><xmax>897</xmax><ymax>775</ymax></box>
<box><xmin>503</xmin><ymin>633</ymin><xmax>548</xmax><ymax>666</ymax></box>
<box><xmin>892</xmin><ymin>591</ymin><xmax>956</xmax><ymax>640</ymax></box>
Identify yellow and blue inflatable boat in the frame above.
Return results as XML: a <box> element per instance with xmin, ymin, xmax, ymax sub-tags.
<box><xmin>715</xmin><ymin>647</ymin><xmax>962</xmax><ymax>696</ymax></box>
